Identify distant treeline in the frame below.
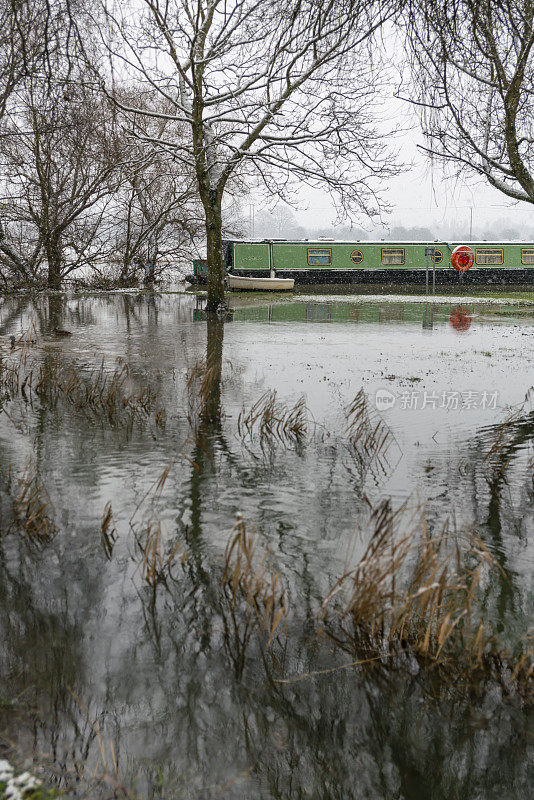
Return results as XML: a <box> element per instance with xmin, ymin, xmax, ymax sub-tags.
<box><xmin>248</xmin><ymin>208</ymin><xmax>531</xmax><ymax>243</ymax></box>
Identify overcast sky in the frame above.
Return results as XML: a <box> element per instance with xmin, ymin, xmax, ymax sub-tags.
<box><xmin>258</xmin><ymin>91</ymin><xmax>534</xmax><ymax>239</ymax></box>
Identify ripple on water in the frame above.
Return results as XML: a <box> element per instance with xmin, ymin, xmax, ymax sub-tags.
<box><xmin>1</xmin><ymin>292</ymin><xmax>533</xmax><ymax>800</ymax></box>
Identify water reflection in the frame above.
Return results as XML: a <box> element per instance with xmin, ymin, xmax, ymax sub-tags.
<box><xmin>0</xmin><ymin>293</ymin><xmax>533</xmax><ymax>798</ymax></box>
<box><xmin>449</xmin><ymin>305</ymin><xmax>472</xmax><ymax>333</ymax></box>
<box><xmin>422</xmin><ymin>304</ymin><xmax>434</xmax><ymax>331</ymax></box>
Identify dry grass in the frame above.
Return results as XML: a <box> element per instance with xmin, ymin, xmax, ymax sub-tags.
<box><xmin>9</xmin><ymin>463</ymin><xmax>58</xmax><ymax>546</ymax></box>
<box><xmin>345</xmin><ymin>389</ymin><xmax>396</xmax><ymax>477</ymax></box>
<box><xmin>320</xmin><ymin>498</ymin><xmax>505</xmax><ymax>674</ymax></box>
<box><xmin>237</xmin><ymin>391</ymin><xmax>307</xmax><ymax>448</ymax></box>
<box><xmin>222</xmin><ymin>514</ymin><xmax>288</xmax><ymax>650</ymax></box>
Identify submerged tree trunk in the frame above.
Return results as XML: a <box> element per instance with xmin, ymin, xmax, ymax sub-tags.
<box><xmin>47</xmin><ymin>295</ymin><xmax>63</xmax><ymax>330</ymax></box>
<box><xmin>203</xmin><ymin>191</ymin><xmax>226</xmax><ymax>314</ymax></box>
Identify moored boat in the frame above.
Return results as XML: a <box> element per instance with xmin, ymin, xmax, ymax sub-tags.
<box><xmin>226</xmin><ymin>273</ymin><xmax>294</xmax><ymax>291</ymax></box>
<box><xmin>186</xmin><ymin>239</ymin><xmax>534</xmax><ymax>286</ymax></box>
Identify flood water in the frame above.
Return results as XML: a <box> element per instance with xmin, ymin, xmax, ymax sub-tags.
<box><xmin>1</xmin><ymin>291</ymin><xmax>534</xmax><ymax>799</ymax></box>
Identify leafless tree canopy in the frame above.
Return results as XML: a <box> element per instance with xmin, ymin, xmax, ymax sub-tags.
<box><xmin>0</xmin><ymin>0</ymin><xmax>53</xmax><ymax>280</ymax></box>
<box><xmin>406</xmin><ymin>0</ymin><xmax>534</xmax><ymax>204</ymax></box>
<box><xmin>0</xmin><ymin>0</ymin><xmax>402</xmax><ymax>295</ymax></box>
<box><xmin>109</xmin><ymin>92</ymin><xmax>204</xmax><ymax>286</ymax></box>
<box><xmin>0</xmin><ymin>76</ymin><xmax>123</xmax><ymax>287</ymax></box>
<box><xmin>99</xmin><ymin>0</ymin><xmax>400</xmax><ymax>308</ymax></box>
<box><xmin>105</xmin><ymin>0</ymin><xmax>397</xmax><ymax>209</ymax></box>
<box><xmin>0</xmin><ymin>0</ymin><xmax>206</xmax><ymax>288</ymax></box>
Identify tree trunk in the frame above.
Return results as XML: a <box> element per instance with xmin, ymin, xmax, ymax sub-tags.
<box><xmin>46</xmin><ymin>236</ymin><xmax>62</xmax><ymax>290</ymax></box>
<box><xmin>203</xmin><ymin>193</ymin><xmax>226</xmax><ymax>313</ymax></box>
<box><xmin>120</xmin><ymin>191</ymin><xmax>135</xmax><ymax>285</ymax></box>
<box><xmin>47</xmin><ymin>295</ymin><xmax>63</xmax><ymax>330</ymax></box>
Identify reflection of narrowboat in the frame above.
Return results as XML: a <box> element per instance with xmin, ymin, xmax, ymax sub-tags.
<box><xmin>226</xmin><ymin>301</ymin><xmax>523</xmax><ymax>327</ymax></box>
<box><xmin>188</xmin><ymin>240</ymin><xmax>534</xmax><ymax>286</ymax></box>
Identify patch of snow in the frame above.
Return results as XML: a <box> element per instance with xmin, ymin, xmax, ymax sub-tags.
<box><xmin>0</xmin><ymin>761</ymin><xmax>41</xmax><ymax>799</ymax></box>
<box><xmin>296</xmin><ymin>293</ymin><xmax>534</xmax><ymax>306</ymax></box>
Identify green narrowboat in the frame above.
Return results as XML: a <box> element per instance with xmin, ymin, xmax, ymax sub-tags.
<box><xmin>188</xmin><ymin>239</ymin><xmax>534</xmax><ymax>285</ymax></box>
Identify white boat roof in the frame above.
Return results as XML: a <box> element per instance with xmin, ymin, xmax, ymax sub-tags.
<box><xmin>228</xmin><ymin>238</ymin><xmax>533</xmax><ymax>245</ymax></box>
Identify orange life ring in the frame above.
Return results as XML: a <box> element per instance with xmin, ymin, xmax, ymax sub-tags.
<box><xmin>450</xmin><ymin>245</ymin><xmax>474</xmax><ymax>272</ymax></box>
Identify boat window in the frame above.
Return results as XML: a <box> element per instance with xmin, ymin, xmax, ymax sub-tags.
<box><xmin>432</xmin><ymin>250</ymin><xmax>443</xmax><ymax>264</ymax></box>
<box><xmin>381</xmin><ymin>248</ymin><xmax>405</xmax><ymax>265</ymax></box>
<box><xmin>475</xmin><ymin>248</ymin><xmax>503</xmax><ymax>265</ymax></box>
<box><xmin>521</xmin><ymin>248</ymin><xmax>534</xmax><ymax>265</ymax></box>
<box><xmin>307</xmin><ymin>248</ymin><xmax>332</xmax><ymax>266</ymax></box>
<box><xmin>350</xmin><ymin>249</ymin><xmax>363</xmax><ymax>264</ymax></box>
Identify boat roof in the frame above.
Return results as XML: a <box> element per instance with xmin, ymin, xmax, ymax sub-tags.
<box><xmin>226</xmin><ymin>238</ymin><xmax>533</xmax><ymax>245</ymax></box>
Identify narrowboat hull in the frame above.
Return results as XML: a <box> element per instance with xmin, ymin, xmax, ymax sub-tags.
<box><xmin>187</xmin><ymin>267</ymin><xmax>534</xmax><ymax>287</ymax></box>
<box><xmin>188</xmin><ymin>240</ymin><xmax>534</xmax><ymax>286</ymax></box>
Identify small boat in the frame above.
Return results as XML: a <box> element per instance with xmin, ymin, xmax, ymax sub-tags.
<box><xmin>227</xmin><ymin>274</ymin><xmax>294</xmax><ymax>291</ymax></box>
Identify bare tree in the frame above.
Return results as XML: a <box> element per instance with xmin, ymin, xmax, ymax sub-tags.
<box><xmin>405</xmin><ymin>0</ymin><xmax>534</xmax><ymax>205</ymax></box>
<box><xmin>106</xmin><ymin>93</ymin><xmax>205</xmax><ymax>286</ymax></box>
<box><xmin>96</xmin><ymin>0</ymin><xmax>399</xmax><ymax>311</ymax></box>
<box><xmin>0</xmin><ymin>0</ymin><xmax>51</xmax><ymax>283</ymax></box>
<box><xmin>0</xmin><ymin>74</ymin><xmax>124</xmax><ymax>288</ymax></box>
<box><xmin>0</xmin><ymin>0</ymin><xmax>119</xmax><ymax>288</ymax></box>
<box><xmin>0</xmin><ymin>0</ymin><xmax>205</xmax><ymax>290</ymax></box>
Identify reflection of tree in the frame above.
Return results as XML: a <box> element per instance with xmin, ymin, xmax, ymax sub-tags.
<box><xmin>23</xmin><ymin>295</ymin><xmax>66</xmax><ymax>332</ymax></box>
<box><xmin>481</xmin><ymin>413</ymin><xmax>534</xmax><ymax>626</ymax></box>
<box><xmin>47</xmin><ymin>296</ymin><xmax>64</xmax><ymax>331</ymax></box>
<box><xmin>0</xmin><ymin>298</ymin><xmax>30</xmax><ymax>336</ymax></box>
<box><xmin>128</xmin><ymin>570</ymin><xmax>534</xmax><ymax>799</ymax></box>
<box><xmin>184</xmin><ymin>318</ymin><xmax>243</xmax><ymax>661</ymax></box>
<box><xmin>0</xmin><ymin>523</ymin><xmax>95</xmax><ymax>782</ymax></box>
<box><xmin>434</xmin><ymin>410</ymin><xmax>534</xmax><ymax>635</ymax></box>
<box><xmin>201</xmin><ymin>319</ymin><xmax>224</xmax><ymax>425</ymax></box>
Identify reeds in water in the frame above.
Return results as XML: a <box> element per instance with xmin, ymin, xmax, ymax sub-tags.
<box><xmin>481</xmin><ymin>408</ymin><xmax>525</xmax><ymax>485</ymax></box>
<box><xmin>34</xmin><ymin>357</ymin><xmax>164</xmax><ymax>424</ymax></box>
<box><xmin>0</xmin><ymin>346</ymin><xmax>165</xmax><ymax>428</ymax></box>
<box><xmin>8</xmin><ymin>321</ymin><xmax>38</xmax><ymax>355</ymax></box>
<box><xmin>222</xmin><ymin>514</ymin><xmax>287</xmax><ymax>649</ymax></box>
<box><xmin>321</xmin><ymin>498</ymin><xmax>500</xmax><ymax>671</ymax></box>
<box><xmin>10</xmin><ymin>463</ymin><xmax>58</xmax><ymax>546</ymax></box>
<box><xmin>101</xmin><ymin>502</ymin><xmax>118</xmax><ymax>560</ymax></box>
<box><xmin>0</xmin><ymin>323</ymin><xmax>38</xmax><ymax>402</ymax></box>
<box><xmin>186</xmin><ymin>357</ymin><xmax>223</xmax><ymax>426</ymax></box>
<box><xmin>345</xmin><ymin>389</ymin><xmax>395</xmax><ymax>477</ymax></box>
<box><xmin>237</xmin><ymin>391</ymin><xmax>307</xmax><ymax>448</ymax></box>
<box><xmin>129</xmin><ymin>462</ymin><xmax>182</xmax><ymax>587</ymax></box>
<box><xmin>135</xmin><ymin>518</ymin><xmax>183</xmax><ymax>588</ymax></box>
